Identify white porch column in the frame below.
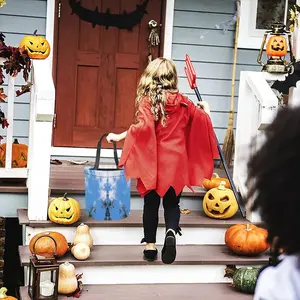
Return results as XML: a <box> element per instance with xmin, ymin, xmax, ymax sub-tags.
<box><xmin>27</xmin><ymin>60</ymin><xmax>55</xmax><ymax>221</ymax></box>
<box><xmin>289</xmin><ymin>0</ymin><xmax>300</xmax><ymax>107</ymax></box>
<box><xmin>234</xmin><ymin>72</ymin><xmax>279</xmax><ymax>222</ymax></box>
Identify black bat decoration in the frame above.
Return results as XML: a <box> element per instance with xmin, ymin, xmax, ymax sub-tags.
<box><xmin>271</xmin><ymin>62</ymin><xmax>300</xmax><ymax>94</ymax></box>
<box><xmin>69</xmin><ymin>0</ymin><xmax>149</xmax><ymax>30</ymax></box>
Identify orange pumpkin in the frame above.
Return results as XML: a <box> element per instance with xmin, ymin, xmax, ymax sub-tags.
<box><xmin>202</xmin><ymin>173</ymin><xmax>230</xmax><ymax>190</ymax></box>
<box><xmin>0</xmin><ymin>287</ymin><xmax>17</xmax><ymax>300</ymax></box>
<box><xmin>0</xmin><ymin>139</ymin><xmax>28</xmax><ymax>168</ymax></box>
<box><xmin>225</xmin><ymin>224</ymin><xmax>269</xmax><ymax>256</ymax></box>
<box><xmin>266</xmin><ymin>35</ymin><xmax>288</xmax><ymax>57</ymax></box>
<box><xmin>29</xmin><ymin>231</ymin><xmax>69</xmax><ymax>258</ymax></box>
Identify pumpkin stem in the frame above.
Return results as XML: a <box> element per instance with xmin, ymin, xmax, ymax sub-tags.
<box><xmin>217</xmin><ymin>181</ymin><xmax>226</xmax><ymax>191</ymax></box>
<box><xmin>63</xmin><ymin>193</ymin><xmax>68</xmax><ymax>200</ymax></box>
<box><xmin>0</xmin><ymin>287</ymin><xmax>8</xmax><ymax>299</ymax></box>
<box><xmin>224</xmin><ymin>264</ymin><xmax>237</xmax><ymax>279</ymax></box>
<box><xmin>33</xmin><ymin>29</ymin><xmax>38</xmax><ymax>35</ymax></box>
<box><xmin>212</xmin><ymin>173</ymin><xmax>219</xmax><ymax>178</ymax></box>
<box><xmin>13</xmin><ymin>138</ymin><xmax>19</xmax><ymax>144</ymax></box>
<box><xmin>246</xmin><ymin>224</ymin><xmax>252</xmax><ymax>231</ymax></box>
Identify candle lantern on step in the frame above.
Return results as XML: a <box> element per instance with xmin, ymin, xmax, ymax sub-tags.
<box><xmin>257</xmin><ymin>22</ymin><xmax>295</xmax><ymax>73</ymax></box>
<box><xmin>28</xmin><ymin>235</ymin><xmax>59</xmax><ymax>300</ymax></box>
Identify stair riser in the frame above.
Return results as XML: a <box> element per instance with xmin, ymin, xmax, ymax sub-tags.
<box><xmin>25</xmin><ymin>226</ymin><xmax>227</xmax><ymax>246</ymax></box>
<box><xmin>51</xmin><ymin>195</ymin><xmax>204</xmax><ymax>211</ymax></box>
<box><xmin>24</xmin><ymin>264</ymin><xmax>263</xmax><ymax>285</ymax></box>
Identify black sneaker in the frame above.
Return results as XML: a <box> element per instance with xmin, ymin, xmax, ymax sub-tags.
<box><xmin>161</xmin><ymin>229</ymin><xmax>176</xmax><ymax>264</ymax></box>
<box><xmin>143</xmin><ymin>248</ymin><xmax>158</xmax><ymax>261</ymax></box>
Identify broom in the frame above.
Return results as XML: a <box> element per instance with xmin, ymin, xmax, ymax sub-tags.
<box><xmin>185</xmin><ymin>54</ymin><xmax>246</xmax><ymax>218</ymax></box>
<box><xmin>221</xmin><ymin>0</ymin><xmax>240</xmax><ymax>168</ymax></box>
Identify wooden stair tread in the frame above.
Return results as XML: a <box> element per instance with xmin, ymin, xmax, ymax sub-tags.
<box><xmin>49</xmin><ymin>161</ymin><xmax>228</xmax><ymax>196</ymax></box>
<box><xmin>19</xmin><ymin>244</ymin><xmax>269</xmax><ymax>267</ymax></box>
<box><xmin>18</xmin><ymin>208</ymin><xmax>252</xmax><ymax>228</ymax></box>
<box><xmin>20</xmin><ymin>283</ymin><xmax>253</xmax><ymax>300</ymax></box>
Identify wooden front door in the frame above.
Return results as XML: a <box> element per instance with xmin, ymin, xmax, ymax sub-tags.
<box><xmin>53</xmin><ymin>0</ymin><xmax>165</xmax><ymax>147</ymax></box>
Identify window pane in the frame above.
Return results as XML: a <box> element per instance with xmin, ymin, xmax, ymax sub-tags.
<box><xmin>256</xmin><ymin>0</ymin><xmax>296</xmax><ymax>29</ymax></box>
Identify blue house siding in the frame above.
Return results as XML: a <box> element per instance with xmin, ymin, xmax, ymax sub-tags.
<box><xmin>0</xmin><ymin>0</ymin><xmax>47</xmax><ymax>144</ymax></box>
<box><xmin>0</xmin><ymin>0</ymin><xmax>262</xmax><ymax>147</ymax></box>
<box><xmin>172</xmin><ymin>0</ymin><xmax>261</xmax><ymax>145</ymax></box>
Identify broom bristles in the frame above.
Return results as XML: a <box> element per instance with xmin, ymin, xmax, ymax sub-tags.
<box><xmin>221</xmin><ymin>127</ymin><xmax>235</xmax><ymax>168</ymax></box>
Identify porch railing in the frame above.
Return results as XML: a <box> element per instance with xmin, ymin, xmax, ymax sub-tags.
<box><xmin>0</xmin><ymin>58</ymin><xmax>55</xmax><ymax>221</ymax></box>
<box><xmin>0</xmin><ymin>59</ymin><xmax>28</xmax><ymax>178</ymax></box>
<box><xmin>233</xmin><ymin>71</ymin><xmax>285</xmax><ymax>222</ymax></box>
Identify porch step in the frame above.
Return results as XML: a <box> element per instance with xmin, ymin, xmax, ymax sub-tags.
<box><xmin>20</xmin><ymin>283</ymin><xmax>253</xmax><ymax>300</ymax></box>
<box><xmin>18</xmin><ymin>209</ymin><xmax>249</xmax><ymax>228</ymax></box>
<box><xmin>19</xmin><ymin>244</ymin><xmax>268</xmax><ymax>284</ymax></box>
<box><xmin>19</xmin><ymin>209</ymin><xmax>253</xmax><ymax>245</ymax></box>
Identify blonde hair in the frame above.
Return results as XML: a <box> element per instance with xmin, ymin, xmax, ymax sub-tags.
<box><xmin>136</xmin><ymin>57</ymin><xmax>178</xmax><ymax>126</ymax></box>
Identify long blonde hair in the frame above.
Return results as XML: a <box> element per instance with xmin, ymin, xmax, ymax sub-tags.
<box><xmin>136</xmin><ymin>57</ymin><xmax>178</xmax><ymax>126</ymax></box>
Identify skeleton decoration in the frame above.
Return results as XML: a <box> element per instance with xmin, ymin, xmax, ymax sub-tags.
<box><xmin>148</xmin><ymin>20</ymin><xmax>161</xmax><ymax>63</ymax></box>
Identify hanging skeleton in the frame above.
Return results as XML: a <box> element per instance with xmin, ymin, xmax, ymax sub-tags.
<box><xmin>148</xmin><ymin>20</ymin><xmax>160</xmax><ymax>63</ymax></box>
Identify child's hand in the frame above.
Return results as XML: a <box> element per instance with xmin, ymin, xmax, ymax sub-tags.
<box><xmin>106</xmin><ymin>133</ymin><xmax>120</xmax><ymax>143</ymax></box>
<box><xmin>197</xmin><ymin>101</ymin><xmax>211</xmax><ymax>116</ymax></box>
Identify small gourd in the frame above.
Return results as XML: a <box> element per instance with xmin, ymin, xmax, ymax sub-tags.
<box><xmin>71</xmin><ymin>242</ymin><xmax>90</xmax><ymax>260</ymax></box>
<box><xmin>0</xmin><ymin>287</ymin><xmax>17</xmax><ymax>300</ymax></box>
<box><xmin>225</xmin><ymin>265</ymin><xmax>260</xmax><ymax>294</ymax></box>
<box><xmin>73</xmin><ymin>223</ymin><xmax>93</xmax><ymax>248</ymax></box>
<box><xmin>58</xmin><ymin>262</ymin><xmax>78</xmax><ymax>295</ymax></box>
<box><xmin>203</xmin><ymin>173</ymin><xmax>230</xmax><ymax>190</ymax></box>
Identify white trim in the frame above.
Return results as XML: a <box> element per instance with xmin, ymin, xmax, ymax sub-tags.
<box><xmin>48</xmin><ymin>0</ymin><xmax>175</xmax><ymax>158</ymax></box>
<box><xmin>51</xmin><ymin>146</ymin><xmax>122</xmax><ymax>158</ymax></box>
<box><xmin>239</xmin><ymin>0</ymin><xmax>292</xmax><ymax>49</ymax></box>
<box><xmin>45</xmin><ymin>0</ymin><xmax>56</xmax><ymax>70</ymax></box>
<box><xmin>163</xmin><ymin>0</ymin><xmax>175</xmax><ymax>59</ymax></box>
<box><xmin>0</xmin><ymin>168</ymin><xmax>28</xmax><ymax>178</ymax></box>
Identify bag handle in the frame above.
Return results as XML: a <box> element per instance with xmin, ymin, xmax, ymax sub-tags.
<box><xmin>94</xmin><ymin>133</ymin><xmax>119</xmax><ymax>170</ymax></box>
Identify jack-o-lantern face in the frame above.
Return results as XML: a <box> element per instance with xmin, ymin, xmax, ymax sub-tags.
<box><xmin>266</xmin><ymin>35</ymin><xmax>287</xmax><ymax>57</ymax></box>
<box><xmin>48</xmin><ymin>193</ymin><xmax>81</xmax><ymax>225</ymax></box>
<box><xmin>19</xmin><ymin>30</ymin><xmax>50</xmax><ymax>59</ymax></box>
<box><xmin>203</xmin><ymin>181</ymin><xmax>238</xmax><ymax>219</ymax></box>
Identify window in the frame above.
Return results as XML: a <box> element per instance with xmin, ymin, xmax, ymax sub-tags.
<box><xmin>238</xmin><ymin>0</ymin><xmax>297</xmax><ymax>49</ymax></box>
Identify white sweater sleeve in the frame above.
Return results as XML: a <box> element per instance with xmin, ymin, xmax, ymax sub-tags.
<box><xmin>254</xmin><ymin>255</ymin><xmax>300</xmax><ymax>300</ymax></box>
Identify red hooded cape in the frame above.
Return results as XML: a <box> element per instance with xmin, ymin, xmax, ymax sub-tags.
<box><xmin>119</xmin><ymin>92</ymin><xmax>219</xmax><ymax>197</ymax></box>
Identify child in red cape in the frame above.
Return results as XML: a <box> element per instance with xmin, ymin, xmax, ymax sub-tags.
<box><xmin>107</xmin><ymin>58</ymin><xmax>219</xmax><ymax>264</ymax></box>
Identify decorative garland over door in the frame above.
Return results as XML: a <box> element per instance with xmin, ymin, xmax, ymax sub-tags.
<box><xmin>69</xmin><ymin>0</ymin><xmax>149</xmax><ymax>30</ymax></box>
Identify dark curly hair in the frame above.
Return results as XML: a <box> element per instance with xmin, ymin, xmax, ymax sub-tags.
<box><xmin>247</xmin><ymin>106</ymin><xmax>300</xmax><ymax>255</ymax></box>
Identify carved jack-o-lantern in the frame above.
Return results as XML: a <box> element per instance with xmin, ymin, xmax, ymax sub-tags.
<box><xmin>48</xmin><ymin>193</ymin><xmax>81</xmax><ymax>225</ymax></box>
<box><xmin>203</xmin><ymin>181</ymin><xmax>238</xmax><ymax>219</ymax></box>
<box><xmin>19</xmin><ymin>30</ymin><xmax>50</xmax><ymax>59</ymax></box>
<box><xmin>266</xmin><ymin>35</ymin><xmax>288</xmax><ymax>57</ymax></box>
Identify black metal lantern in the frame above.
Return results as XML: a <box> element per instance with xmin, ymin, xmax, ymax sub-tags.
<box><xmin>28</xmin><ymin>234</ymin><xmax>59</xmax><ymax>300</ymax></box>
<box><xmin>257</xmin><ymin>22</ymin><xmax>295</xmax><ymax>73</ymax></box>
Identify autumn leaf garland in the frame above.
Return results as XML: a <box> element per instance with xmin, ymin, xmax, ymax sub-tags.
<box><xmin>0</xmin><ymin>33</ymin><xmax>32</xmax><ymax>138</ymax></box>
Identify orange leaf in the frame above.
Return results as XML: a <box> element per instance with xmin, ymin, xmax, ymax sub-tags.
<box><xmin>0</xmin><ymin>88</ymin><xmax>7</xmax><ymax>102</ymax></box>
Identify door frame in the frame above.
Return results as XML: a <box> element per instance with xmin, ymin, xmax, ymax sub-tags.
<box><xmin>46</xmin><ymin>0</ymin><xmax>175</xmax><ymax>158</ymax></box>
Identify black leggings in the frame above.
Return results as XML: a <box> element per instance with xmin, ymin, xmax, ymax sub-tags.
<box><xmin>142</xmin><ymin>187</ymin><xmax>182</xmax><ymax>243</ymax></box>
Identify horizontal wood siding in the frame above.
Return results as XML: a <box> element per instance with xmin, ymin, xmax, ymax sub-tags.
<box><xmin>0</xmin><ymin>0</ymin><xmax>47</xmax><ymax>144</ymax></box>
<box><xmin>172</xmin><ymin>0</ymin><xmax>261</xmax><ymax>145</ymax></box>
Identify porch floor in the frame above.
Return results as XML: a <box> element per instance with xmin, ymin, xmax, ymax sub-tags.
<box><xmin>0</xmin><ymin>161</ymin><xmax>230</xmax><ymax>196</ymax></box>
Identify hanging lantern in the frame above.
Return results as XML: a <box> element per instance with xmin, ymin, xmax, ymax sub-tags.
<box><xmin>257</xmin><ymin>22</ymin><xmax>295</xmax><ymax>73</ymax></box>
<box><xmin>28</xmin><ymin>234</ymin><xmax>59</xmax><ymax>300</ymax></box>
